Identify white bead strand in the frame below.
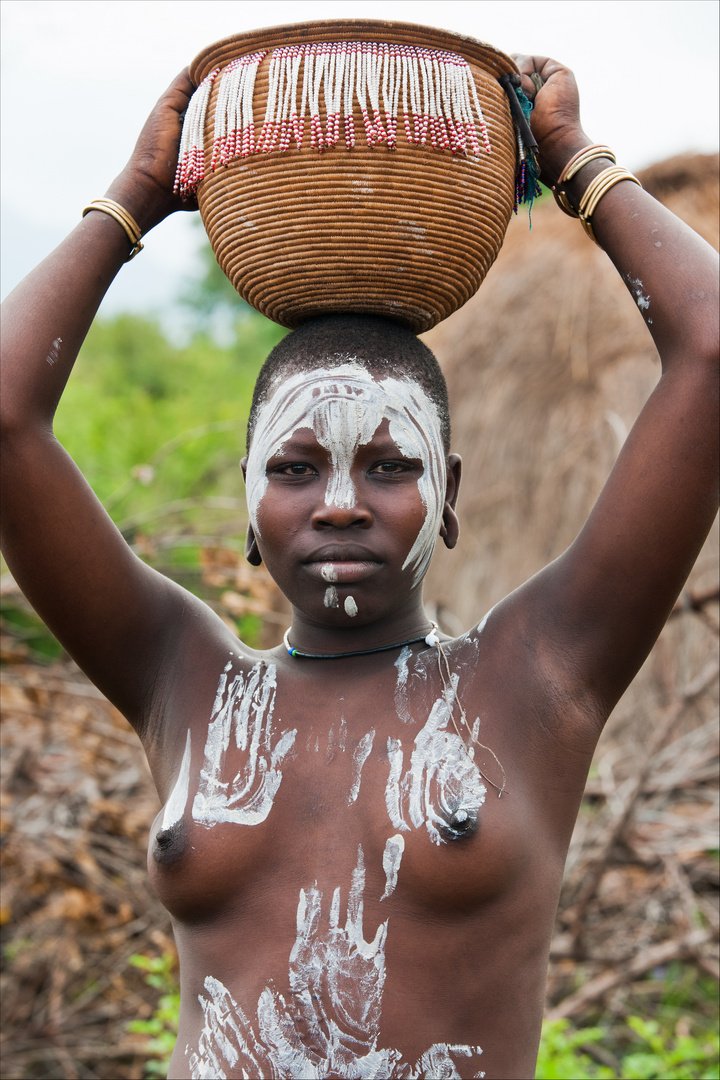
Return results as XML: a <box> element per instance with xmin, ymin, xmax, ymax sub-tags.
<box><xmin>343</xmin><ymin>42</ymin><xmax>357</xmax><ymax>148</ymax></box>
<box><xmin>174</xmin><ymin>39</ymin><xmax>493</xmax><ymax>194</ymax></box>
<box><xmin>174</xmin><ymin>65</ymin><xmax>221</xmax><ymax>195</ymax></box>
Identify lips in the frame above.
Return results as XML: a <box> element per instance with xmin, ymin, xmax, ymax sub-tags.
<box><xmin>303</xmin><ymin>544</ymin><xmax>383</xmax><ymax>584</ymax></box>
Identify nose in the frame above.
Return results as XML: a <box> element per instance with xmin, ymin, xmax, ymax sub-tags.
<box><xmin>311</xmin><ymin>501</ymin><xmax>373</xmax><ymax>530</ymax></box>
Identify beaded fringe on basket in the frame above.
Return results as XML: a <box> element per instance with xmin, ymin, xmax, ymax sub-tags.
<box><xmin>175</xmin><ymin>41</ymin><xmax>495</xmax><ymax>196</ymax></box>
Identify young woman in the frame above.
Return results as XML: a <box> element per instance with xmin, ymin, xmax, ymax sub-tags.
<box><xmin>1</xmin><ymin>53</ymin><xmax>717</xmax><ymax>1080</ymax></box>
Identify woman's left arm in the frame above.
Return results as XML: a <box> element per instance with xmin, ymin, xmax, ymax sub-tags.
<box><xmin>513</xmin><ymin>55</ymin><xmax>719</xmax><ymax>713</ymax></box>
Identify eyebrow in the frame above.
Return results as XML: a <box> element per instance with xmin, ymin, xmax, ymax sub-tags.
<box><xmin>269</xmin><ymin>433</ymin><xmax>421</xmax><ymax>458</ymax></box>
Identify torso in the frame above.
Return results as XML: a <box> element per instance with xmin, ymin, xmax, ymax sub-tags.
<box><xmin>145</xmin><ymin>599</ymin><xmax>598</xmax><ymax>1079</ymax></box>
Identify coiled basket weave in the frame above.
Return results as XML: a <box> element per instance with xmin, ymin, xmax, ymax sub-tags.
<box><xmin>183</xmin><ymin>20</ymin><xmax>520</xmax><ymax>333</ymax></box>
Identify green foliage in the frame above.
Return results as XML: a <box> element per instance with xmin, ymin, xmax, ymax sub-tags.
<box><xmin>536</xmin><ymin>1020</ymin><xmax>615</xmax><ymax>1079</ymax></box>
<box><xmin>127</xmin><ymin>953</ymin><xmax>180</xmax><ymax>1078</ymax></box>
<box><xmin>0</xmin><ymin>601</ymin><xmax>64</xmax><ymax>662</ymax></box>
<box><xmin>537</xmin><ymin>1014</ymin><xmax>720</xmax><ymax>1080</ymax></box>
<box><xmin>53</xmin><ymin>311</ymin><xmax>286</xmax><ymax>511</ymax></box>
<box><xmin>621</xmin><ymin>1016</ymin><xmax>719</xmax><ymax>1079</ymax></box>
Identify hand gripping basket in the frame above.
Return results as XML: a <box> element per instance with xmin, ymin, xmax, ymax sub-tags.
<box><xmin>178</xmin><ymin>20</ymin><xmax>526</xmax><ymax>333</ymax></box>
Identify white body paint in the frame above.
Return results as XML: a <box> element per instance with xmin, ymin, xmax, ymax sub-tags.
<box><xmin>627</xmin><ymin>275</ymin><xmax>651</xmax><ymax>311</ymax></box>
<box><xmin>344</xmin><ymin>595</ymin><xmax>359</xmax><ymax>617</ymax></box>
<box><xmin>162</xmin><ymin>729</ymin><xmax>192</xmax><ymax>830</ymax></box>
<box><xmin>476</xmin><ymin>604</ymin><xmax>496</xmax><ymax>635</ymax></box>
<box><xmin>380</xmin><ymin>834</ymin><xmax>405</xmax><ymax>900</ymax></box>
<box><xmin>321</xmin><ymin>563</ymin><xmax>338</xmax><ymax>582</ymax></box>
<box><xmin>393</xmin><ymin>645</ymin><xmax>416</xmax><ymax>724</ymax></box>
<box><xmin>46</xmin><ymin>336</ymin><xmax>62</xmax><ymax>366</ymax></box>
<box><xmin>192</xmin><ymin>661</ymin><xmax>297</xmax><ymax>827</ymax></box>
<box><xmin>188</xmin><ymin>846</ymin><xmax>485</xmax><ymax>1078</ymax></box>
<box><xmin>348</xmin><ymin>730</ymin><xmax>374</xmax><ymax>803</ymax></box>
<box><xmin>245</xmin><ymin>363</ymin><xmax>447</xmax><ymax>587</ymax></box>
<box><xmin>385</xmin><ymin>675</ymin><xmax>487</xmax><ymax>844</ymax></box>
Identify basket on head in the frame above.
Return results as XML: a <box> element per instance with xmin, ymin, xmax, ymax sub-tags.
<box><xmin>180</xmin><ymin>20</ymin><xmax>527</xmax><ymax>333</ymax></box>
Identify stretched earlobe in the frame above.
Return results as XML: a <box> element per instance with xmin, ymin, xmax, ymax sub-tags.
<box><xmin>245</xmin><ymin>524</ymin><xmax>263</xmax><ymax>566</ymax></box>
<box><xmin>441</xmin><ymin>454</ymin><xmax>462</xmax><ymax>549</ymax></box>
<box><xmin>441</xmin><ymin>506</ymin><xmax>460</xmax><ymax>550</ymax></box>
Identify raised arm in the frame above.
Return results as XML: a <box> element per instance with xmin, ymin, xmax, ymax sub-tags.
<box><xmin>0</xmin><ymin>70</ymin><xmax>198</xmax><ymax>732</ymax></box>
<box><xmin>512</xmin><ymin>56</ymin><xmax>719</xmax><ymax>715</ymax></box>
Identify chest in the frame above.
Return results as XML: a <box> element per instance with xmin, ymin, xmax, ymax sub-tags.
<box><xmin>147</xmin><ymin>649</ymin><xmax>535</xmax><ymax>922</ymax></box>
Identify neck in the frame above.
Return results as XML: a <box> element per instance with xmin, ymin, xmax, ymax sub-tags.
<box><xmin>285</xmin><ymin>598</ymin><xmax>434</xmax><ymax>658</ymax></box>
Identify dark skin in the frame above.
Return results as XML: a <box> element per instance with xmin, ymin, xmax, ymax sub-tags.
<box><xmin>1</xmin><ymin>54</ymin><xmax>717</xmax><ymax>1079</ymax></box>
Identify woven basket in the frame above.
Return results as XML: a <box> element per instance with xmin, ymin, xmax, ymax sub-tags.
<box><xmin>186</xmin><ymin>20</ymin><xmax>520</xmax><ymax>333</ymax></box>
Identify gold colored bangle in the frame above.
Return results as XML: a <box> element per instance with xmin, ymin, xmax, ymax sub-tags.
<box><xmin>82</xmin><ymin>198</ymin><xmax>144</xmax><ymax>261</ymax></box>
<box><xmin>552</xmin><ymin>144</ymin><xmax>616</xmax><ymax>218</ymax></box>
<box><xmin>578</xmin><ymin>165</ymin><xmax>642</xmax><ymax>246</ymax></box>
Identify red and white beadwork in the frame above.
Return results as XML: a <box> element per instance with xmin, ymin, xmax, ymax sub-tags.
<box><xmin>175</xmin><ymin>41</ymin><xmax>492</xmax><ymax>197</ymax></box>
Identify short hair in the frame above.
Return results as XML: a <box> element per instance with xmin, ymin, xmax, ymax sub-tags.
<box><xmin>246</xmin><ymin>315</ymin><xmax>451</xmax><ymax>455</ymax></box>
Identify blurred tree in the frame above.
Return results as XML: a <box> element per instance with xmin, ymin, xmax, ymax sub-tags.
<box><xmin>179</xmin><ymin>221</ymin><xmax>253</xmax><ymax>340</ymax></box>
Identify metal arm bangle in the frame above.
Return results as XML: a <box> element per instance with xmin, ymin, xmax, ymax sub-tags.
<box><xmin>578</xmin><ymin>165</ymin><xmax>642</xmax><ymax>246</ymax></box>
<box><xmin>552</xmin><ymin>144</ymin><xmax>616</xmax><ymax>217</ymax></box>
<box><xmin>82</xmin><ymin>199</ymin><xmax>144</xmax><ymax>261</ymax></box>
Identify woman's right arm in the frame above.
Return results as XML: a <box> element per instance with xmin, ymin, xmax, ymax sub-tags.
<box><xmin>0</xmin><ymin>70</ymin><xmax>198</xmax><ymax>733</ymax></box>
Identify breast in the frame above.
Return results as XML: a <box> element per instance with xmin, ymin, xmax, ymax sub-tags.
<box><xmin>148</xmin><ymin>649</ymin><xmax>530</xmax><ymax>924</ymax></box>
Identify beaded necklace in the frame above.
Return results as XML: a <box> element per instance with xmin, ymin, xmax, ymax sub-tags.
<box><xmin>283</xmin><ymin>623</ymin><xmax>440</xmax><ymax>659</ymax></box>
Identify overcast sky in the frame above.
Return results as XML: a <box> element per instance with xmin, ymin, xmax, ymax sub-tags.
<box><xmin>2</xmin><ymin>0</ymin><xmax>718</xmax><ymax>320</ymax></box>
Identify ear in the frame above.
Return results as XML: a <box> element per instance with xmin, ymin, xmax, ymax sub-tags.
<box><xmin>240</xmin><ymin>458</ymin><xmax>263</xmax><ymax>566</ymax></box>
<box><xmin>244</xmin><ymin>522</ymin><xmax>263</xmax><ymax>566</ymax></box>
<box><xmin>439</xmin><ymin>454</ymin><xmax>461</xmax><ymax>550</ymax></box>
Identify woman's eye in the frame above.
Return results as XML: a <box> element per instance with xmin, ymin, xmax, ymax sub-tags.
<box><xmin>272</xmin><ymin>463</ymin><xmax>317</xmax><ymax>477</ymax></box>
<box><xmin>371</xmin><ymin>461</ymin><xmax>412</xmax><ymax>475</ymax></box>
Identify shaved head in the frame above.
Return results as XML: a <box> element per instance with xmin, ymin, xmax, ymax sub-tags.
<box><xmin>246</xmin><ymin>315</ymin><xmax>451</xmax><ymax>455</ymax></box>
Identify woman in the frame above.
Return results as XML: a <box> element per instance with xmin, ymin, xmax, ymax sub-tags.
<box><xmin>1</xmin><ymin>52</ymin><xmax>717</xmax><ymax>1080</ymax></box>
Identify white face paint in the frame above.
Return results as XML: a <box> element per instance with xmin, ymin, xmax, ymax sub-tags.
<box><xmin>192</xmin><ymin>661</ymin><xmax>297</xmax><ymax>828</ymax></box>
<box><xmin>385</xmin><ymin>675</ymin><xmax>487</xmax><ymax>845</ymax></box>
<box><xmin>161</xmin><ymin>729</ymin><xmax>192</xmax><ymax>830</ymax></box>
<box><xmin>344</xmin><ymin>595</ymin><xmax>359</xmax><ymax>617</ymax></box>
<box><xmin>324</xmin><ymin>586</ymin><xmax>340</xmax><ymax>608</ymax></box>
<box><xmin>188</xmin><ymin>846</ymin><xmax>485</xmax><ymax>1079</ymax></box>
<box><xmin>245</xmin><ymin>362</ymin><xmax>447</xmax><ymax>587</ymax></box>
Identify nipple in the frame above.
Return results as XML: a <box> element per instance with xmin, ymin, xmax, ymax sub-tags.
<box><xmin>153</xmin><ymin>821</ymin><xmax>187</xmax><ymax>866</ymax></box>
<box><xmin>443</xmin><ymin>806</ymin><xmax>477</xmax><ymax>841</ymax></box>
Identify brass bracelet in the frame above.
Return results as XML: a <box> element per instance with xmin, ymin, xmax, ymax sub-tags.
<box><xmin>552</xmin><ymin>144</ymin><xmax>616</xmax><ymax>217</ymax></box>
<box><xmin>578</xmin><ymin>165</ymin><xmax>642</xmax><ymax>246</ymax></box>
<box><xmin>82</xmin><ymin>198</ymin><xmax>144</xmax><ymax>260</ymax></box>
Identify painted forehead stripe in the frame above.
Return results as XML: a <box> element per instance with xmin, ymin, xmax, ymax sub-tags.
<box><xmin>255</xmin><ymin>372</ymin><xmax>438</xmax><ymax>451</ymax></box>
